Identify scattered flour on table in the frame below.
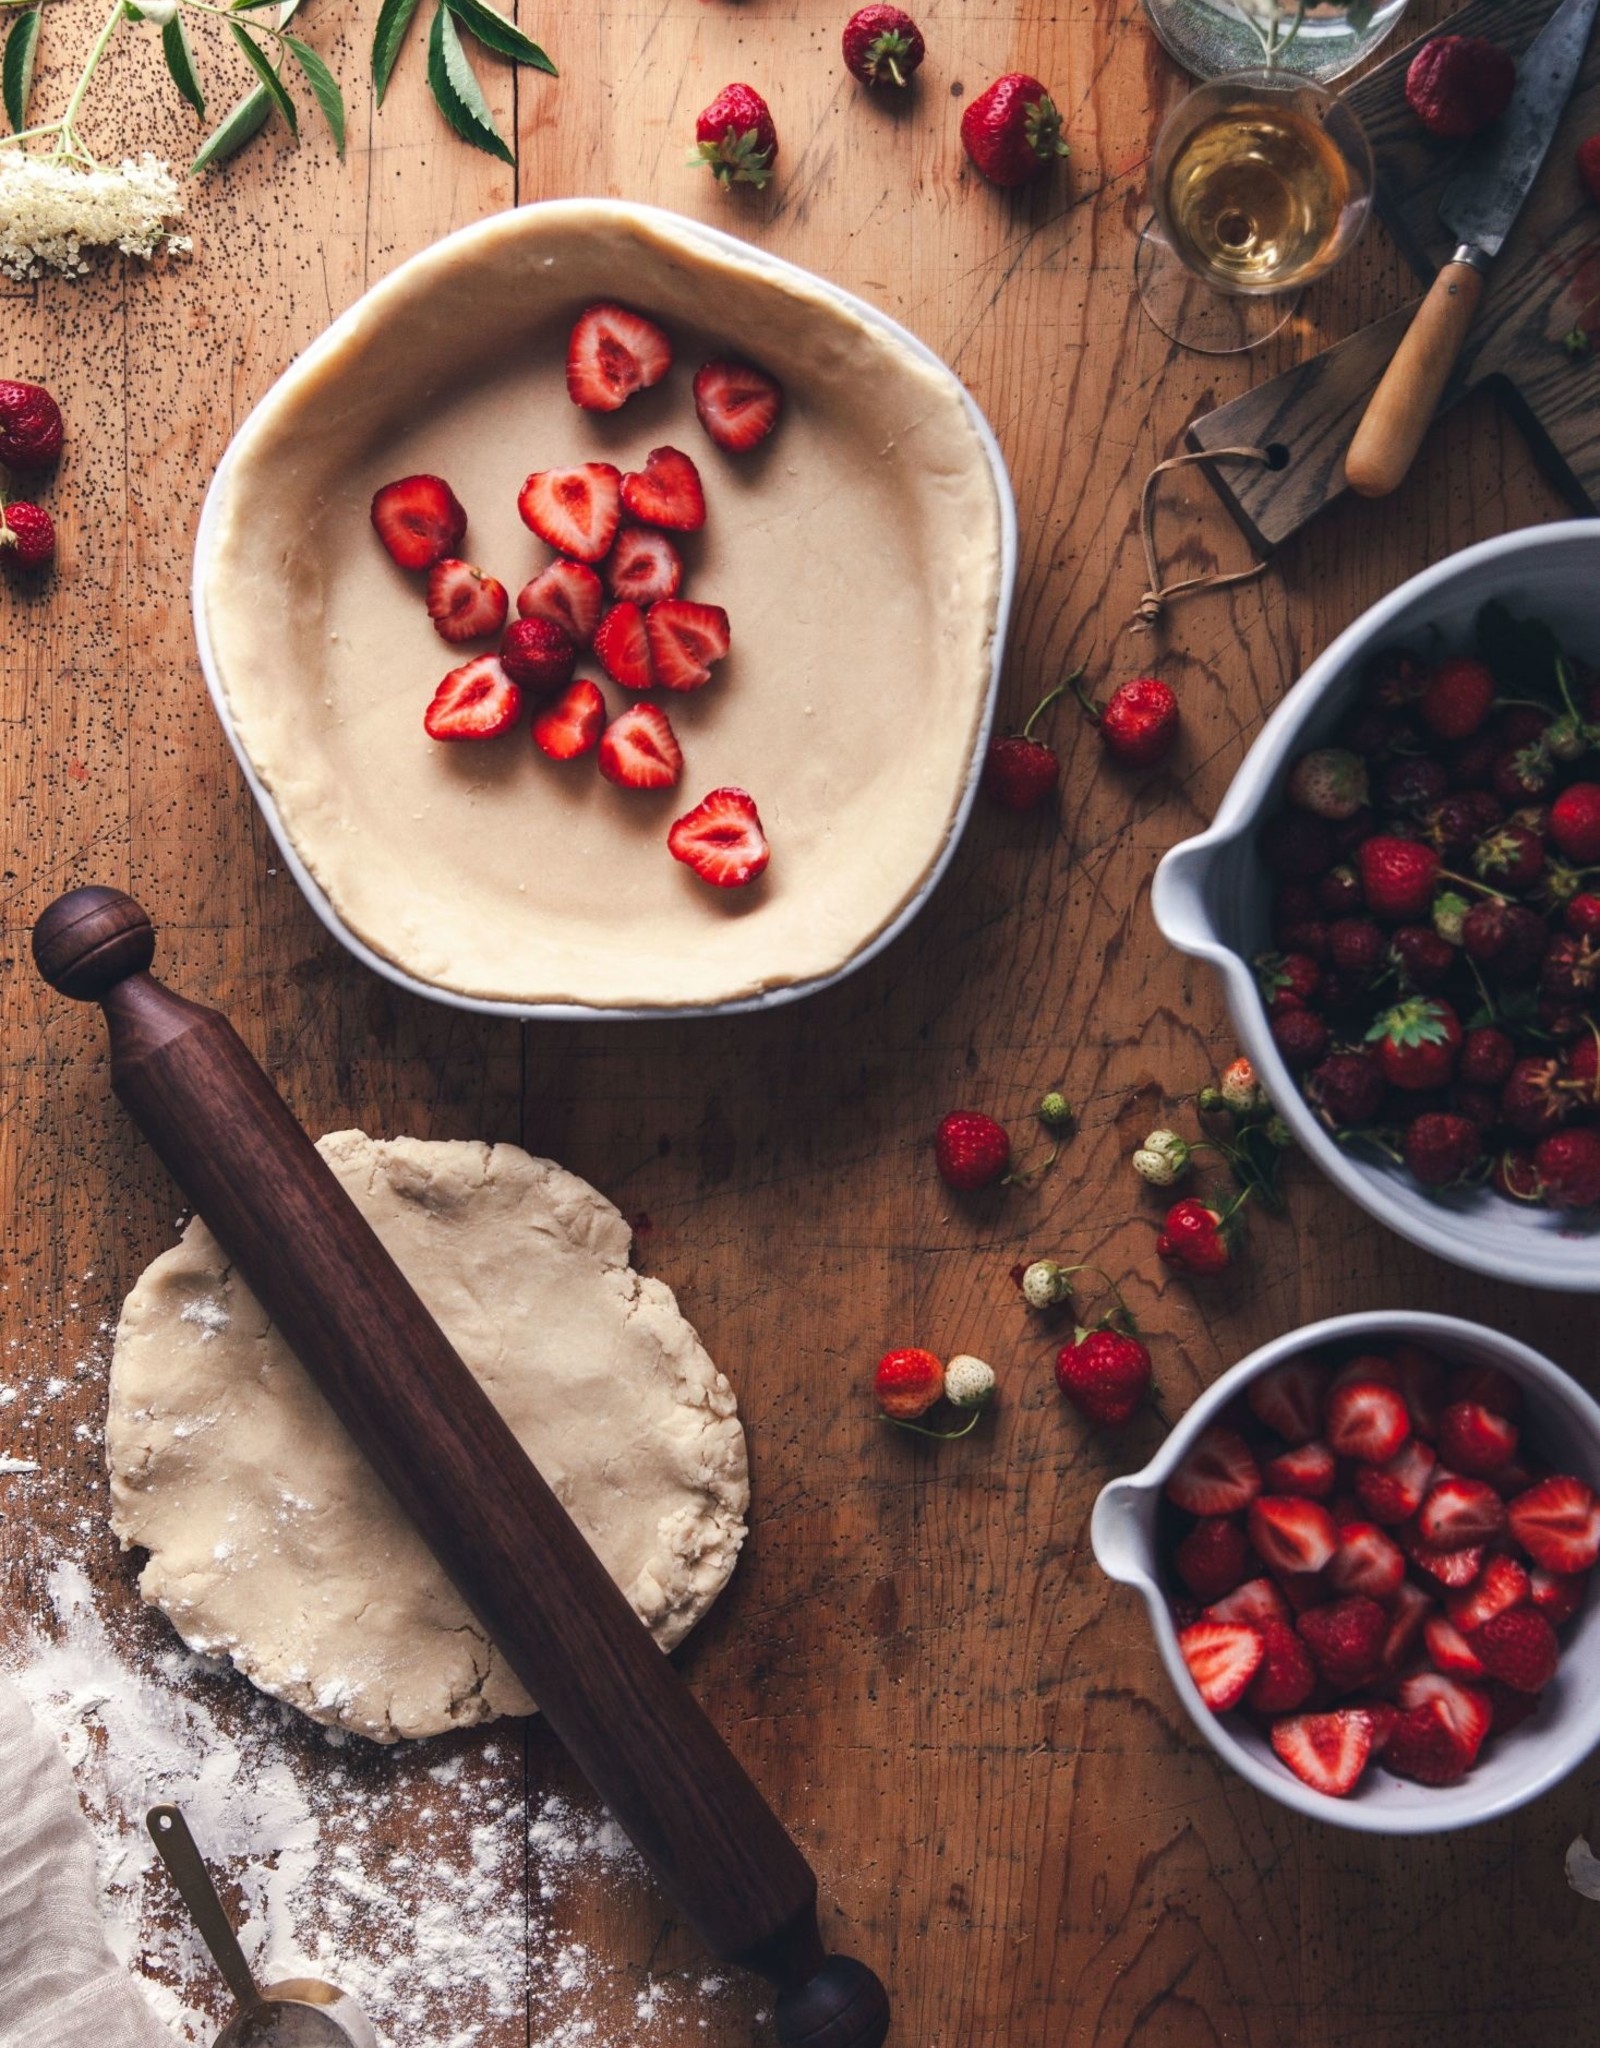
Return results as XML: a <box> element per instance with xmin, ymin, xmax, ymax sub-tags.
<box><xmin>0</xmin><ymin>1304</ymin><xmax>745</xmax><ymax>2047</ymax></box>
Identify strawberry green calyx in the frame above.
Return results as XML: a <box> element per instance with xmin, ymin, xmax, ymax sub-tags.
<box><xmin>1433</xmin><ymin>890</ymin><xmax>1471</xmax><ymax>945</ymax></box>
<box><xmin>1023</xmin><ymin>91</ymin><xmax>1069</xmax><ymax>165</ymax></box>
<box><xmin>865</xmin><ymin>25</ymin><xmax>917</xmax><ymax>84</ymax></box>
<box><xmin>691</xmin><ymin>127</ymin><xmax>776</xmax><ymax>189</ymax></box>
<box><xmin>1367</xmin><ymin>997</ymin><xmax>1453</xmax><ymax>1052</ymax></box>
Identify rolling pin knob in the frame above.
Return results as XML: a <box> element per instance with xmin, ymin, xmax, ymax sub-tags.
<box><xmin>32</xmin><ymin>885</ymin><xmax>155</xmax><ymax>999</ymax></box>
<box><xmin>775</xmin><ymin>1955</ymin><xmax>891</xmax><ymax>2048</ymax></box>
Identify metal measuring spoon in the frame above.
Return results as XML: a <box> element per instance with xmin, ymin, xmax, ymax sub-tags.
<box><xmin>146</xmin><ymin>1806</ymin><xmax>378</xmax><ymax>2048</ymax></box>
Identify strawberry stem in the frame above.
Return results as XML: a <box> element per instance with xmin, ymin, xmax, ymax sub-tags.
<box><xmin>1020</xmin><ymin>664</ymin><xmax>1085</xmax><ymax>741</ymax></box>
<box><xmin>1069</xmin><ymin>668</ymin><xmax>1102</xmax><ymax>728</ymax></box>
<box><xmin>880</xmin><ymin>1408</ymin><xmax>984</xmax><ymax>1441</ymax></box>
<box><xmin>1439</xmin><ymin>866</ymin><xmax>1511</xmax><ymax>904</ymax></box>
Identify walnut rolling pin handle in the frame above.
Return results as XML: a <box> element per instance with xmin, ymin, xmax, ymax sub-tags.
<box><xmin>1343</xmin><ymin>249</ymin><xmax>1486</xmax><ymax>499</ymax></box>
<box><xmin>35</xmin><ymin>888</ymin><xmax>890</xmax><ymax>2048</ymax></box>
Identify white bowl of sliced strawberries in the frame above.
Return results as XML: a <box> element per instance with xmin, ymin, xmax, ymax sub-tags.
<box><xmin>1091</xmin><ymin>1311</ymin><xmax>1600</xmax><ymax>1830</ymax></box>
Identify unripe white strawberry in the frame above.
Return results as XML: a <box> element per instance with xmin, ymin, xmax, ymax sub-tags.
<box><xmin>1133</xmin><ymin>1129</ymin><xmax>1190</xmax><ymax>1186</ymax></box>
<box><xmin>1286</xmin><ymin>747</ymin><xmax>1369</xmax><ymax>821</ymax></box>
<box><xmin>1020</xmin><ymin>1259</ymin><xmax>1073</xmax><ymax>1309</ymax></box>
<box><xmin>1219</xmin><ymin>1056</ymin><xmax>1263</xmax><ymax>1115</ymax></box>
<box><xmin>945</xmin><ymin>1355</ymin><xmax>996</xmax><ymax>1409</ymax></box>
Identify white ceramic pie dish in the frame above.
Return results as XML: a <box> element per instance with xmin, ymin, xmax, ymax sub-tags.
<box><xmin>1152</xmin><ymin>522</ymin><xmax>1600</xmax><ymax>1291</ymax></box>
<box><xmin>192</xmin><ymin>199</ymin><xmax>1017</xmax><ymax>1021</ymax></box>
<box><xmin>1092</xmin><ymin>1310</ymin><xmax>1600</xmax><ymax>1833</ymax></box>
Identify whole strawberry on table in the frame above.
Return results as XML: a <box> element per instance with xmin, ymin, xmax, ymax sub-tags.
<box><xmin>1256</xmin><ymin>602</ymin><xmax>1600</xmax><ymax>1213</ymax></box>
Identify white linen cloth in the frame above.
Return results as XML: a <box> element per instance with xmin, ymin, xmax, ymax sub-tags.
<box><xmin>0</xmin><ymin>1673</ymin><xmax>173</xmax><ymax>2046</ymax></box>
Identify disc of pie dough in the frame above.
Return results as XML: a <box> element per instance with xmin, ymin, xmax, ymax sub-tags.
<box><xmin>105</xmin><ymin>1131</ymin><xmax>749</xmax><ymax>1743</ymax></box>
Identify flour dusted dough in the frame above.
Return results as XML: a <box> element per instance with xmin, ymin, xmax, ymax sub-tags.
<box><xmin>106</xmin><ymin>1132</ymin><xmax>749</xmax><ymax>1743</ymax></box>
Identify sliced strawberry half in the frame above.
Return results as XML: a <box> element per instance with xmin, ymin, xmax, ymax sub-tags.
<box><xmin>692</xmin><ymin>357</ymin><xmax>784</xmax><ymax>452</ymax></box>
<box><xmin>1206</xmin><ymin>1577</ymin><xmax>1290</xmax><ymax>1628</ymax></box>
<box><xmin>1445</xmin><ymin>1553</ymin><xmax>1528</xmax><ymax>1634</ymax></box>
<box><xmin>500</xmin><ymin>615</ymin><xmax>578</xmax><ymax>693</ymax></box>
<box><xmin>1270</xmin><ymin>1709</ymin><xmax>1373</xmax><ymax>1798</ymax></box>
<box><xmin>423</xmin><ymin>656</ymin><xmax>521</xmax><ymax>741</ymax></box>
<box><xmin>594</xmin><ymin>601</ymin><xmax>655</xmax><ymax>690</ymax></box>
<box><xmin>1246</xmin><ymin>1358</ymin><xmax>1330</xmax><ymax>1446</ymax></box>
<box><xmin>1401</xmin><ymin>1526</ymin><xmax>1485</xmax><ymax>1588</ymax></box>
<box><xmin>1470</xmin><ymin>1607</ymin><xmax>1559</xmax><ymax>1694</ymax></box>
<box><xmin>425</xmin><ymin>559</ymin><xmax>508</xmax><ymax>643</ymax></box>
<box><xmin>1262</xmin><ymin>1440</ymin><xmax>1337</xmax><ymax>1500</ymax></box>
<box><xmin>598</xmin><ymin>703</ymin><xmax>683</xmax><ymax>790</ymax></box>
<box><xmin>1383</xmin><ymin>1697</ymin><xmax>1476</xmax><ymax>1786</ymax></box>
<box><xmin>532</xmin><ymin>679</ymin><xmax>606</xmax><ymax>761</ymax></box>
<box><xmin>668</xmin><ymin>786</ymin><xmax>770</xmax><ymax>889</ymax></box>
<box><xmin>606</xmin><ymin>525</ymin><xmax>683</xmax><ymax>606</ymax></box>
<box><xmin>371</xmin><ymin>473</ymin><xmax>467</xmax><ymax>571</ymax></box>
<box><xmin>1423</xmin><ymin>1612</ymin><xmax>1486</xmax><ymax>1677</ymax></box>
<box><xmin>1248</xmin><ymin>1496</ymin><xmax>1337</xmax><ymax>1576</ymax></box>
<box><xmin>620</xmin><ymin>445</ymin><xmax>706</xmax><ymax>532</ymax></box>
<box><xmin>1437</xmin><ymin>1400</ymin><xmax>1518</xmax><ymax>1477</ymax></box>
<box><xmin>1528</xmin><ymin>1567</ymin><xmax>1588</xmax><ymax>1626</ymax></box>
<box><xmin>1508</xmin><ymin>1474</ymin><xmax>1600</xmax><ymax>1573</ymax></box>
<box><xmin>1176</xmin><ymin>1619</ymin><xmax>1263</xmax><ymax>1711</ymax></box>
<box><xmin>1326</xmin><ymin>1521</ymin><xmax>1404</xmax><ymax>1601</ymax></box>
<box><xmin>566</xmin><ymin>302</ymin><xmax>674</xmax><ymax>412</ymax></box>
<box><xmin>645</xmin><ymin>598</ymin><xmax>731</xmax><ymax>692</ymax></box>
<box><xmin>1325</xmin><ymin>1379</ymin><xmax>1410</xmax><ymax>1465</ymax></box>
<box><xmin>1396</xmin><ymin>1670</ymin><xmax>1493</xmax><ymax>1765</ymax></box>
<box><xmin>1353</xmin><ymin>1437</ymin><xmax>1436</xmax><ymax>1525</ymax></box>
<box><xmin>1417</xmin><ymin>1475</ymin><xmax>1506</xmax><ymax>1547</ymax></box>
<box><xmin>1165</xmin><ymin>1427</ymin><xmax>1261</xmax><ymax>1517</ymax></box>
<box><xmin>517</xmin><ymin>559</ymin><xmax>604</xmax><ymax>647</ymax></box>
<box><xmin>517</xmin><ymin>463</ymin><xmax>622</xmax><ymax>562</ymax></box>
<box><xmin>1245</xmin><ymin>1617</ymin><xmax>1316</xmax><ymax>1714</ymax></box>
<box><xmin>1379</xmin><ymin>1578</ymin><xmax>1434</xmax><ymax>1673</ymax></box>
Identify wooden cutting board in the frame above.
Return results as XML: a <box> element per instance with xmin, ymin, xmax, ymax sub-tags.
<box><xmin>1187</xmin><ymin>0</ymin><xmax>1600</xmax><ymax>549</ymax></box>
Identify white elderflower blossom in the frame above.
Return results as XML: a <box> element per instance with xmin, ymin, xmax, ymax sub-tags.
<box><xmin>0</xmin><ymin>148</ymin><xmax>188</xmax><ymax>280</ymax></box>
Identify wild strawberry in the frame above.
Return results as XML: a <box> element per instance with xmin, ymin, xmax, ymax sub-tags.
<box><xmin>1581</xmin><ymin>134</ymin><xmax>1600</xmax><ymax>206</ymax></box>
<box><xmin>1470</xmin><ymin>1607</ymin><xmax>1559</xmax><ymax>1693</ymax></box>
<box><xmin>1366</xmin><ymin>997</ymin><xmax>1461</xmax><ymax>1089</ymax></box>
<box><xmin>960</xmin><ymin>72</ymin><xmax>1069</xmax><ymax>186</ymax></box>
<box><xmin>1446</xmin><ymin>1553</ymin><xmax>1529</xmax><ymax>1633</ymax></box>
<box><xmin>1156</xmin><ymin>1198</ymin><xmax>1232</xmax><ymax>1275</ymax></box>
<box><xmin>1462</xmin><ymin>900</ymin><xmax>1547</xmax><ymax>980</ymax></box>
<box><xmin>517</xmin><ymin>559</ymin><xmax>604</xmax><ymax>646</ymax></box>
<box><xmin>606</xmin><ymin>527</ymin><xmax>682</xmax><ymax>606</ymax></box>
<box><xmin>1306</xmin><ymin>1050</ymin><xmax>1384</xmax><ymax>1128</ymax></box>
<box><xmin>934</xmin><ymin>1111</ymin><xmax>1010</xmax><ymax>1191</ymax></box>
<box><xmin>594</xmin><ymin>603</ymin><xmax>653</xmax><ymax>690</ymax></box>
<box><xmin>1287</xmin><ymin>748</ymin><xmax>1369</xmax><ymax>821</ymax></box>
<box><xmin>1207</xmin><ymin>1577</ymin><xmax>1289</xmax><ymax>1627</ymax></box>
<box><xmin>1270</xmin><ymin>1009</ymin><xmax>1330</xmax><ymax>1071</ymax></box>
<box><xmin>597</xmin><ymin>703</ymin><xmax>683</xmax><ymax>790</ymax></box>
<box><xmin>1529</xmin><ymin>1567</ymin><xmax>1588</xmax><ymax>1626</ymax></box>
<box><xmin>1083</xmin><ymin>675</ymin><xmax>1179</xmax><ymax>768</ymax></box>
<box><xmin>1165</xmin><ymin>1427</ymin><xmax>1261</xmax><ymax>1517</ymax></box>
<box><xmin>424</xmin><ymin>559</ymin><xmax>507</xmax><ymax>644</ymax></box>
<box><xmin>532</xmin><ymin>679</ymin><xmax>606</xmax><ymax>761</ymax></box>
<box><xmin>1382</xmin><ymin>755</ymin><xmax>1449</xmax><ymax>812</ymax></box>
<box><xmin>667</xmin><ymin>787</ymin><xmax>771</xmax><ymax>889</ymax></box>
<box><xmin>1270</xmin><ymin>1709</ymin><xmax>1374</xmax><ymax>1798</ymax></box>
<box><xmin>1402</xmin><ymin>1110</ymin><xmax>1483</xmax><ymax>1187</ymax></box>
<box><xmin>1423</xmin><ymin>1613</ymin><xmax>1486</xmax><ymax>1677</ymax></box>
<box><xmin>0</xmin><ymin>379</ymin><xmax>63</xmax><ymax>470</ymax></box>
<box><xmin>842</xmin><ymin>2</ymin><xmax>925</xmax><ymax>86</ymax></box>
<box><xmin>1406</xmin><ymin>34</ymin><xmax>1516</xmax><ymax>139</ymax></box>
<box><xmin>518</xmin><ymin>463</ymin><xmax>622</xmax><ymax>562</ymax></box>
<box><xmin>1459</xmin><ymin>1026</ymin><xmax>1515</xmax><ymax>1087</ymax></box>
<box><xmin>1418</xmin><ymin>1475</ymin><xmax>1506</xmax><ymax>1547</ymax></box>
<box><xmin>1054</xmin><ymin>1328</ymin><xmax>1152</xmax><ymax>1426</ymax></box>
<box><xmin>874</xmin><ymin>1347</ymin><xmax>944</xmax><ymax>1419</ymax></box>
<box><xmin>621</xmin><ymin>446</ymin><xmax>706</xmax><ymax>533</ymax></box>
<box><xmin>1328</xmin><ymin>916</ymin><xmax>1384</xmax><ymax>977</ymax></box>
<box><xmin>1326</xmin><ymin>1521</ymin><xmax>1405</xmax><ymax>1601</ymax></box>
<box><xmin>370</xmin><ymin>473</ymin><xmax>467</xmax><ymax>571</ymax></box>
<box><xmin>1355</xmin><ymin>836</ymin><xmax>1441</xmax><ymax>922</ymax></box>
<box><xmin>1246</xmin><ymin>1359</ymin><xmax>1330</xmax><ymax>1445</ymax></box>
<box><xmin>1262</xmin><ymin>1440</ymin><xmax>1338</xmax><ymax>1499</ymax></box>
<box><xmin>1317</xmin><ymin>865</ymin><xmax>1364</xmax><ymax>917</ymax></box>
<box><xmin>1297</xmin><ymin>1594</ymin><xmax>1386</xmax><ymax>1690</ymax></box>
<box><xmin>646</xmin><ymin>600</ymin><xmax>731</xmax><ymax>691</ymax></box>
<box><xmin>1177</xmin><ymin>1619</ymin><xmax>1263</xmax><ymax>1710</ymax></box>
<box><xmin>1500</xmin><ymin>1056</ymin><xmax>1571</xmax><ymax>1138</ymax></box>
<box><xmin>500</xmin><ymin>615</ymin><xmax>577</xmax><ymax>693</ymax></box>
<box><xmin>1357</xmin><ymin>1441</ymin><xmax>1439</xmax><ymax>1525</ymax></box>
<box><xmin>565</xmin><ymin>302</ymin><xmax>673</xmax><ymax>412</ymax></box>
<box><xmin>1325</xmin><ymin>1379</ymin><xmax>1410</xmax><ymax>1465</ymax></box>
<box><xmin>692</xmin><ymin>83</ymin><xmax>779</xmax><ymax>189</ymax></box>
<box><xmin>1174</xmin><ymin>1516</ymin><xmax>1251</xmax><ymax>1602</ymax></box>
<box><xmin>1542</xmin><ymin>932</ymin><xmax>1600</xmax><ymax>1002</ymax></box>
<box><xmin>1551</xmin><ymin>783</ymin><xmax>1600</xmax><ymax>863</ymax></box>
<box><xmin>0</xmin><ymin>501</ymin><xmax>54</xmax><ymax>571</ymax></box>
<box><xmin>1419</xmin><ymin>657</ymin><xmax>1495</xmax><ymax>739</ymax></box>
<box><xmin>984</xmin><ymin>679</ymin><xmax>1074</xmax><ymax>811</ymax></box>
<box><xmin>1258</xmin><ymin>950</ymin><xmax>1321</xmax><ymax>1011</ymax></box>
<box><xmin>1246</xmin><ymin>1617</ymin><xmax>1317</xmax><ymax>1714</ymax></box>
<box><xmin>692</xmin><ymin>358</ymin><xmax>784</xmax><ymax>452</ymax></box>
<box><xmin>1508</xmin><ymin>1475</ymin><xmax>1600</xmax><ymax>1573</ymax></box>
<box><xmin>423</xmin><ymin>656</ymin><xmax>521</xmax><ymax>741</ymax></box>
<box><xmin>1437</xmin><ymin>1401</ymin><xmax>1518</xmax><ymax>1477</ymax></box>
<box><xmin>1472</xmin><ymin>820</ymin><xmax>1543</xmax><ymax>889</ymax></box>
<box><xmin>1426</xmin><ymin>790</ymin><xmax>1503</xmax><ymax>861</ymax></box>
<box><xmin>1567</xmin><ymin>891</ymin><xmax>1600</xmax><ymax>936</ymax></box>
<box><xmin>1249</xmin><ymin>1496</ymin><xmax>1338</xmax><ymax>1576</ymax></box>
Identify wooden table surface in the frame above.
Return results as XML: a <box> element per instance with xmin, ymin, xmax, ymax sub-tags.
<box><xmin>5</xmin><ymin>0</ymin><xmax>1599</xmax><ymax>2039</ymax></box>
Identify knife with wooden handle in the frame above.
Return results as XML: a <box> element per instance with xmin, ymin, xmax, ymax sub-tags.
<box><xmin>1345</xmin><ymin>0</ymin><xmax>1600</xmax><ymax>498</ymax></box>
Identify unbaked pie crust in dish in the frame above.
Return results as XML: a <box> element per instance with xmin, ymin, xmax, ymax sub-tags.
<box><xmin>196</xmin><ymin>200</ymin><xmax>1013</xmax><ymax>1014</ymax></box>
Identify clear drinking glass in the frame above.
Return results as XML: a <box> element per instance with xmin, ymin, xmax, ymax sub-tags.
<box><xmin>1141</xmin><ymin>0</ymin><xmax>1411</xmax><ymax>84</ymax></box>
<box><xmin>1134</xmin><ymin>67</ymin><xmax>1375</xmax><ymax>354</ymax></box>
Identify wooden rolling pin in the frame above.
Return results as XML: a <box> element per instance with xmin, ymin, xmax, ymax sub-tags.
<box><xmin>34</xmin><ymin>886</ymin><xmax>890</xmax><ymax>2048</ymax></box>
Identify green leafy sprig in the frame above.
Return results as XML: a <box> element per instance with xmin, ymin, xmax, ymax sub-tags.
<box><xmin>372</xmin><ymin>0</ymin><xmax>554</xmax><ymax>165</ymax></box>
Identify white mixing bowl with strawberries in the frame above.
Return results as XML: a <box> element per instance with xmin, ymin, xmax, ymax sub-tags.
<box><xmin>1091</xmin><ymin>1311</ymin><xmax>1600</xmax><ymax>1831</ymax></box>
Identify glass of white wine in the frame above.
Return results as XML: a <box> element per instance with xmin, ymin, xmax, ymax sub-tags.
<box><xmin>1134</xmin><ymin>68</ymin><xmax>1374</xmax><ymax>354</ymax></box>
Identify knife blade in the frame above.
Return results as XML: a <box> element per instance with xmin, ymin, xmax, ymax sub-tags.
<box><xmin>1344</xmin><ymin>0</ymin><xmax>1600</xmax><ymax>498</ymax></box>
